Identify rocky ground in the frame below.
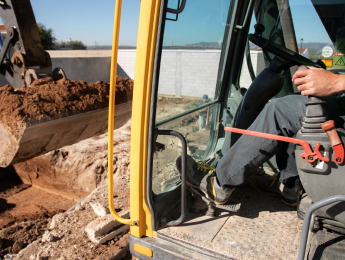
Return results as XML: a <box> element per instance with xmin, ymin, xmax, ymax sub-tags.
<box><xmin>0</xmin><ymin>121</ymin><xmax>133</xmax><ymax>260</ymax></box>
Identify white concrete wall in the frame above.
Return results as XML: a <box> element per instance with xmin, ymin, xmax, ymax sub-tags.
<box><xmin>0</xmin><ymin>49</ymin><xmax>136</xmax><ymax>87</ymax></box>
<box><xmin>0</xmin><ymin>49</ymin><xmax>266</xmax><ymax>98</ymax></box>
<box><xmin>158</xmin><ymin>49</ymin><xmax>266</xmax><ymax>98</ymax></box>
<box><xmin>158</xmin><ymin>50</ymin><xmax>221</xmax><ymax>98</ymax></box>
<box><xmin>48</xmin><ymin>50</ymin><xmax>136</xmax><ymax>83</ymax></box>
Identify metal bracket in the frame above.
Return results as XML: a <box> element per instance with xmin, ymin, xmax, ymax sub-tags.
<box><xmin>235</xmin><ymin>0</ymin><xmax>253</xmax><ymax>30</ymax></box>
<box><xmin>322</xmin><ymin>120</ymin><xmax>344</xmax><ymax>164</ymax></box>
<box><xmin>0</xmin><ymin>26</ymin><xmax>16</xmax><ymax>85</ymax></box>
<box><xmin>166</xmin><ymin>0</ymin><xmax>186</xmax><ymax>14</ymax></box>
<box><xmin>0</xmin><ymin>26</ymin><xmax>15</xmax><ymax>66</ymax></box>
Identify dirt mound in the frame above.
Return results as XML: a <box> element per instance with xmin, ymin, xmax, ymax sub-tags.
<box><xmin>0</xmin><ymin>219</ymin><xmax>49</xmax><ymax>257</ymax></box>
<box><xmin>0</xmin><ymin>76</ymin><xmax>133</xmax><ymax>139</ymax></box>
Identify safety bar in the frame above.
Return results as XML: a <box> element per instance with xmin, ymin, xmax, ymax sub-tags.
<box><xmin>108</xmin><ymin>0</ymin><xmax>136</xmax><ymax>226</ymax></box>
<box><xmin>155</xmin><ymin>99</ymin><xmax>219</xmax><ymax>128</ymax></box>
<box><xmin>166</xmin><ymin>0</ymin><xmax>186</xmax><ymax>14</ymax></box>
<box><xmin>156</xmin><ymin>129</ymin><xmax>187</xmax><ymax>226</ymax></box>
<box><xmin>297</xmin><ymin>195</ymin><xmax>345</xmax><ymax>260</ymax></box>
<box><xmin>236</xmin><ymin>0</ymin><xmax>253</xmax><ymax>29</ymax></box>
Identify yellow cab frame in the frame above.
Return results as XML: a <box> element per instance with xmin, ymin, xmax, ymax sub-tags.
<box><xmin>107</xmin><ymin>0</ymin><xmax>255</xmax><ymax>258</ymax></box>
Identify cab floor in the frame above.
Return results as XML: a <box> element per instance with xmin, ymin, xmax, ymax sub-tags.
<box><xmin>158</xmin><ymin>178</ymin><xmax>303</xmax><ymax>260</ymax></box>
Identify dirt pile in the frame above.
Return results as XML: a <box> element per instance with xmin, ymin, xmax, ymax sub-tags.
<box><xmin>0</xmin><ymin>76</ymin><xmax>133</xmax><ymax>139</ymax></box>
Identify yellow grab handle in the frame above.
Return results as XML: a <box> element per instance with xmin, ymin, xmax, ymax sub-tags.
<box><xmin>108</xmin><ymin>0</ymin><xmax>137</xmax><ymax>226</ymax></box>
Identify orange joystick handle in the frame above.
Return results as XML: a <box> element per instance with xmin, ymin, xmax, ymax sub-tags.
<box><xmin>322</xmin><ymin>121</ymin><xmax>341</xmax><ymax>146</ymax></box>
<box><xmin>322</xmin><ymin>120</ymin><xmax>344</xmax><ymax>164</ymax></box>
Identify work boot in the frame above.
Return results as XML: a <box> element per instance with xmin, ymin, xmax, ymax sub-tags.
<box><xmin>256</xmin><ymin>174</ymin><xmax>297</xmax><ymax>206</ymax></box>
<box><xmin>176</xmin><ymin>155</ymin><xmax>235</xmax><ymax>205</ymax></box>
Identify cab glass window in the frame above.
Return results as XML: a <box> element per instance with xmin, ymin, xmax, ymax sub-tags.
<box><xmin>152</xmin><ymin>0</ymin><xmax>232</xmax><ymax>195</ymax></box>
<box><xmin>254</xmin><ymin>0</ymin><xmax>340</xmax><ymax>71</ymax></box>
<box><xmin>156</xmin><ymin>0</ymin><xmax>231</xmax><ymax>123</ymax></box>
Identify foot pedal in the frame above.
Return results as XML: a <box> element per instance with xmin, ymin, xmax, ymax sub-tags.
<box><xmin>188</xmin><ymin>186</ymin><xmax>241</xmax><ymax>213</ymax></box>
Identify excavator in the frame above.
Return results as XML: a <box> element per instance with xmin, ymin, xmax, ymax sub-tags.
<box><xmin>2</xmin><ymin>0</ymin><xmax>344</xmax><ymax>259</ymax></box>
<box><xmin>105</xmin><ymin>0</ymin><xmax>345</xmax><ymax>259</ymax></box>
<box><xmin>0</xmin><ymin>0</ymin><xmax>132</xmax><ymax>167</ymax></box>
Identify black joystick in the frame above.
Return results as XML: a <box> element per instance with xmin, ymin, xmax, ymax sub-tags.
<box><xmin>297</xmin><ymin>66</ymin><xmax>327</xmax><ymax>133</ymax></box>
<box><xmin>254</xmin><ymin>24</ymin><xmax>265</xmax><ymax>36</ymax></box>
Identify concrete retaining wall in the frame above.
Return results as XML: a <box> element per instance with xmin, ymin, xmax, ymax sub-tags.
<box><xmin>48</xmin><ymin>50</ymin><xmax>136</xmax><ymax>83</ymax></box>
<box><xmin>158</xmin><ymin>50</ymin><xmax>266</xmax><ymax>98</ymax></box>
<box><xmin>0</xmin><ymin>49</ymin><xmax>265</xmax><ymax>99</ymax></box>
<box><xmin>0</xmin><ymin>50</ymin><xmax>135</xmax><ymax>87</ymax></box>
<box><xmin>158</xmin><ymin>50</ymin><xmax>221</xmax><ymax>98</ymax></box>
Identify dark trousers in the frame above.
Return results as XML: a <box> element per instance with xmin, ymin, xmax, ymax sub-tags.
<box><xmin>216</xmin><ymin>94</ymin><xmax>345</xmax><ymax>189</ymax></box>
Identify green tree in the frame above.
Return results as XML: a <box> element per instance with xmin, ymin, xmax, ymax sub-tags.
<box><xmin>37</xmin><ymin>23</ymin><xmax>56</xmax><ymax>50</ymax></box>
<box><xmin>53</xmin><ymin>40</ymin><xmax>87</xmax><ymax>50</ymax></box>
<box><xmin>70</xmin><ymin>40</ymin><xmax>87</xmax><ymax>50</ymax></box>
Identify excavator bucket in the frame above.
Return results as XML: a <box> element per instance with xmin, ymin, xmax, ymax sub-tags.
<box><xmin>0</xmin><ymin>102</ymin><xmax>132</xmax><ymax>167</ymax></box>
<box><xmin>0</xmin><ymin>0</ymin><xmax>134</xmax><ymax>168</ymax></box>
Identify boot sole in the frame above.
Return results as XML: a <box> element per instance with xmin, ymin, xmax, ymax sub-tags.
<box><xmin>187</xmin><ymin>181</ymin><xmax>232</xmax><ymax>205</ymax></box>
<box><xmin>263</xmin><ymin>190</ymin><xmax>297</xmax><ymax>207</ymax></box>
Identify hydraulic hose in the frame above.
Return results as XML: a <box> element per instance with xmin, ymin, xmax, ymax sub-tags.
<box><xmin>108</xmin><ymin>0</ymin><xmax>136</xmax><ymax>226</ymax></box>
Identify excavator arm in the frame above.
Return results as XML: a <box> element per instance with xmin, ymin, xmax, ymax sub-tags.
<box><xmin>0</xmin><ymin>0</ymin><xmax>64</xmax><ymax>89</ymax></box>
<box><xmin>0</xmin><ymin>0</ymin><xmax>133</xmax><ymax>167</ymax></box>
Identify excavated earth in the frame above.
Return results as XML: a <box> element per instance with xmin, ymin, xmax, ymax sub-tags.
<box><xmin>0</xmin><ymin>76</ymin><xmax>135</xmax><ymax>259</ymax></box>
<box><xmin>0</xmin><ymin>120</ymin><xmax>133</xmax><ymax>260</ymax></box>
<box><xmin>0</xmin><ymin>76</ymin><xmax>133</xmax><ymax>139</ymax></box>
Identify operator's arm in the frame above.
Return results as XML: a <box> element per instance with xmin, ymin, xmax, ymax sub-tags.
<box><xmin>292</xmin><ymin>67</ymin><xmax>345</xmax><ymax>97</ymax></box>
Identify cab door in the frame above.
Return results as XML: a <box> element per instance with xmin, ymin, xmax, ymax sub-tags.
<box><xmin>142</xmin><ymin>0</ymin><xmax>254</xmax><ymax>234</ymax></box>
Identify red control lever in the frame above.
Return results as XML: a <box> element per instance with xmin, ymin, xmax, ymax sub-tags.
<box><xmin>224</xmin><ymin>127</ymin><xmax>329</xmax><ymax>164</ymax></box>
<box><xmin>321</xmin><ymin>120</ymin><xmax>344</xmax><ymax>164</ymax></box>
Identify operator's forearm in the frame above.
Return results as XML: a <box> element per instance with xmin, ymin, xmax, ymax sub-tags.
<box><xmin>335</xmin><ymin>74</ymin><xmax>345</xmax><ymax>94</ymax></box>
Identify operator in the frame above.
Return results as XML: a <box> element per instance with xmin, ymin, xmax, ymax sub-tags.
<box><xmin>177</xmin><ymin>67</ymin><xmax>345</xmax><ymax>206</ymax></box>
<box><xmin>198</xmin><ymin>94</ymin><xmax>211</xmax><ymax>130</ymax></box>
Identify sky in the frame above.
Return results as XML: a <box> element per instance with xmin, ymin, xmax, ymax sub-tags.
<box><xmin>30</xmin><ymin>0</ymin><xmax>141</xmax><ymax>46</ymax></box>
<box><xmin>27</xmin><ymin>0</ymin><xmax>332</xmax><ymax>47</ymax></box>
<box><xmin>163</xmin><ymin>0</ymin><xmax>332</xmax><ymax>47</ymax></box>
<box><xmin>163</xmin><ymin>0</ymin><xmax>231</xmax><ymax>46</ymax></box>
<box><xmin>289</xmin><ymin>0</ymin><xmax>332</xmax><ymax>44</ymax></box>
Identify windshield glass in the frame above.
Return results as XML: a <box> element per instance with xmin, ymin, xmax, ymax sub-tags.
<box><xmin>155</xmin><ymin>0</ymin><xmax>231</xmax><ymax>123</ymax></box>
<box><xmin>151</xmin><ymin>0</ymin><xmax>232</xmax><ymax>195</ymax></box>
<box><xmin>251</xmin><ymin>0</ymin><xmax>345</xmax><ymax>70</ymax></box>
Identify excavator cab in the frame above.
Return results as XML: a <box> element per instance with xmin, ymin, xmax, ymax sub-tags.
<box><xmin>108</xmin><ymin>0</ymin><xmax>345</xmax><ymax>259</ymax></box>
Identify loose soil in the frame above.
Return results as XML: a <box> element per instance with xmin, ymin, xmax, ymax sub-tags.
<box><xmin>0</xmin><ymin>76</ymin><xmax>133</xmax><ymax>139</ymax></box>
<box><xmin>156</xmin><ymin>96</ymin><xmax>201</xmax><ymax>122</ymax></box>
<box><xmin>0</xmin><ymin>219</ymin><xmax>50</xmax><ymax>257</ymax></box>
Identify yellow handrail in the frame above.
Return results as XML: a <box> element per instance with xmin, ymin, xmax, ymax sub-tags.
<box><xmin>108</xmin><ymin>0</ymin><xmax>136</xmax><ymax>226</ymax></box>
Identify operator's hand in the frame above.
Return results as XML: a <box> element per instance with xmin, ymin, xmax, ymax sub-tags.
<box><xmin>292</xmin><ymin>67</ymin><xmax>345</xmax><ymax>97</ymax></box>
